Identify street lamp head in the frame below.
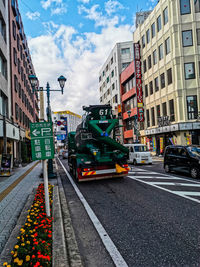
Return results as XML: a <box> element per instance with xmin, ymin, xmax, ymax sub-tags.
<box><xmin>58</xmin><ymin>75</ymin><xmax>67</xmax><ymax>94</ymax></box>
<box><xmin>29</xmin><ymin>74</ymin><xmax>38</xmax><ymax>92</ymax></box>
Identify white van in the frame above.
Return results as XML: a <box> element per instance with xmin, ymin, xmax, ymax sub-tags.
<box><xmin>124</xmin><ymin>144</ymin><xmax>152</xmax><ymax>165</ymax></box>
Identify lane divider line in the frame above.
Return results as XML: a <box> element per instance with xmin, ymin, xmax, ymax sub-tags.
<box><xmin>0</xmin><ymin>161</ymin><xmax>39</xmax><ymax>202</ymax></box>
<box><xmin>128</xmin><ymin>176</ymin><xmax>200</xmax><ymax>204</ymax></box>
<box><xmin>57</xmin><ymin>158</ymin><xmax>128</xmax><ymax>267</ymax></box>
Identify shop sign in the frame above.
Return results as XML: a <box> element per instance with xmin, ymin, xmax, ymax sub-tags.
<box><xmin>179</xmin><ymin>123</ymin><xmax>193</xmax><ymax>130</ymax></box>
<box><xmin>192</xmin><ymin>122</ymin><xmax>200</xmax><ymax>129</ymax></box>
<box><xmin>153</xmin><ymin>137</ymin><xmax>156</xmax><ymax>152</ymax></box>
<box><xmin>134</xmin><ymin>43</ymin><xmax>144</xmax><ymax>122</ymax></box>
<box><xmin>30</xmin><ymin>122</ymin><xmax>54</xmax><ymax>161</ymax></box>
<box><xmin>170</xmin><ymin>124</ymin><xmax>179</xmax><ymax>132</ymax></box>
<box><xmin>162</xmin><ymin>126</ymin><xmax>170</xmax><ymax>133</ymax></box>
<box><xmin>160</xmin><ymin>137</ymin><xmax>164</xmax><ymax>154</ymax></box>
<box><xmin>158</xmin><ymin>116</ymin><xmax>170</xmax><ymax>127</ymax></box>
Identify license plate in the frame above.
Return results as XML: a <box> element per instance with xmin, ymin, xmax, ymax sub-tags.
<box><xmin>141</xmin><ymin>160</ymin><xmax>146</xmax><ymax>164</ymax></box>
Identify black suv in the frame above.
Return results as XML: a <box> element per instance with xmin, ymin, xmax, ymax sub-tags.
<box><xmin>164</xmin><ymin>145</ymin><xmax>200</xmax><ymax>179</ymax></box>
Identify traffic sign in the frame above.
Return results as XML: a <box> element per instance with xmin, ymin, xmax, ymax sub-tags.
<box><xmin>30</xmin><ymin>122</ymin><xmax>54</xmax><ymax>161</ymax></box>
<box><xmin>57</xmin><ymin>121</ymin><xmax>62</xmax><ymax>126</ymax></box>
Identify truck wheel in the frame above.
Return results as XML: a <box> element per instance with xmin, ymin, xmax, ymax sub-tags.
<box><xmin>190</xmin><ymin>167</ymin><xmax>199</xmax><ymax>179</ymax></box>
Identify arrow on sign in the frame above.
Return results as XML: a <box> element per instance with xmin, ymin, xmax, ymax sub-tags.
<box><xmin>32</xmin><ymin>129</ymin><xmax>40</xmax><ymax>136</ymax></box>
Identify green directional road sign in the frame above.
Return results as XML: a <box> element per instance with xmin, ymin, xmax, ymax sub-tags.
<box><xmin>30</xmin><ymin>122</ymin><xmax>54</xmax><ymax>161</ymax></box>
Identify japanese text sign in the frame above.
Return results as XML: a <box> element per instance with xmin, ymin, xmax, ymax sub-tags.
<box><xmin>30</xmin><ymin>122</ymin><xmax>54</xmax><ymax>161</ymax></box>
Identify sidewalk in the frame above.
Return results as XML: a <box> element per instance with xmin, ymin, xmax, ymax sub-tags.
<box><xmin>152</xmin><ymin>155</ymin><xmax>164</xmax><ymax>162</ymax></box>
<box><xmin>0</xmin><ymin>160</ymin><xmax>82</xmax><ymax>266</ymax></box>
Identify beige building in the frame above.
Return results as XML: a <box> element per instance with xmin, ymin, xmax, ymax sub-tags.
<box><xmin>133</xmin><ymin>0</ymin><xmax>200</xmax><ymax>154</ymax></box>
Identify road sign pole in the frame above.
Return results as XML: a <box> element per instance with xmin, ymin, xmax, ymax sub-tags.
<box><xmin>43</xmin><ymin>159</ymin><xmax>50</xmax><ymax>217</ymax></box>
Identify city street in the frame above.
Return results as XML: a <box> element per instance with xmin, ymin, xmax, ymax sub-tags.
<box><xmin>58</xmin><ymin>158</ymin><xmax>200</xmax><ymax>267</ymax></box>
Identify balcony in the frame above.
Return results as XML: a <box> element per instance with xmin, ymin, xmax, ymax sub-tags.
<box><xmin>123</xmin><ymin>108</ymin><xmax>137</xmax><ymax>120</ymax></box>
<box><xmin>122</xmin><ymin>87</ymin><xmax>136</xmax><ymax>102</ymax></box>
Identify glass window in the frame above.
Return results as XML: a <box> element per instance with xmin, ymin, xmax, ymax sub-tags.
<box><xmin>121</xmin><ymin>48</ymin><xmax>130</xmax><ymax>54</ymax></box>
<box><xmin>194</xmin><ymin>0</ymin><xmax>200</xmax><ymax>12</ymax></box>
<box><xmin>159</xmin><ymin>44</ymin><xmax>163</xmax><ymax>60</ymax></box>
<box><xmin>160</xmin><ymin>73</ymin><xmax>165</xmax><ymax>88</ymax></box>
<box><xmin>153</xmin><ymin>49</ymin><xmax>157</xmax><ymax>65</ymax></box>
<box><xmin>162</xmin><ymin>102</ymin><xmax>167</xmax><ymax>116</ymax></box>
<box><xmin>169</xmin><ymin>99</ymin><xmax>175</xmax><ymax>121</ymax></box>
<box><xmin>148</xmin><ymin>55</ymin><xmax>152</xmax><ymax>69</ymax></box>
<box><xmin>107</xmin><ymin>76</ymin><xmax>109</xmax><ymax>83</ymax></box>
<box><xmin>151</xmin><ymin>23</ymin><xmax>155</xmax><ymax>38</ymax></box>
<box><xmin>122</xmin><ymin>62</ymin><xmax>130</xmax><ymax>69</ymax></box>
<box><xmin>157</xmin><ymin>15</ymin><xmax>162</xmax><ymax>32</ymax></box>
<box><xmin>145</xmin><ymin>84</ymin><xmax>148</xmax><ymax>97</ymax></box>
<box><xmin>163</xmin><ymin>7</ymin><xmax>168</xmax><ymax>25</ymax></box>
<box><xmin>155</xmin><ymin>77</ymin><xmax>159</xmax><ymax>92</ymax></box>
<box><xmin>184</xmin><ymin>63</ymin><xmax>195</xmax><ymax>79</ymax></box>
<box><xmin>167</xmin><ymin>68</ymin><xmax>173</xmax><ymax>85</ymax></box>
<box><xmin>182</xmin><ymin>30</ymin><xmax>193</xmax><ymax>47</ymax></box>
<box><xmin>187</xmin><ymin>95</ymin><xmax>198</xmax><ymax>119</ymax></box>
<box><xmin>156</xmin><ymin>105</ymin><xmax>160</xmax><ymax>123</ymax></box>
<box><xmin>197</xmin><ymin>29</ymin><xmax>200</xmax><ymax>45</ymax></box>
<box><xmin>142</xmin><ymin>35</ymin><xmax>145</xmax><ymax>48</ymax></box>
<box><xmin>146</xmin><ymin>29</ymin><xmax>150</xmax><ymax>44</ymax></box>
<box><xmin>0</xmin><ymin>52</ymin><xmax>7</xmax><ymax>79</ymax></box>
<box><xmin>143</xmin><ymin>60</ymin><xmax>147</xmax><ymax>73</ymax></box>
<box><xmin>180</xmin><ymin>0</ymin><xmax>191</xmax><ymax>14</ymax></box>
<box><xmin>151</xmin><ymin>107</ymin><xmax>155</xmax><ymax>126</ymax></box>
<box><xmin>149</xmin><ymin>81</ymin><xmax>153</xmax><ymax>95</ymax></box>
<box><xmin>146</xmin><ymin>109</ymin><xmax>150</xmax><ymax>127</ymax></box>
<box><xmin>165</xmin><ymin>37</ymin><xmax>171</xmax><ymax>54</ymax></box>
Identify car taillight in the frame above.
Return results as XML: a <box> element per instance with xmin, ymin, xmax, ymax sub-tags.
<box><xmin>83</xmin><ymin>168</ymin><xmax>91</xmax><ymax>171</ymax></box>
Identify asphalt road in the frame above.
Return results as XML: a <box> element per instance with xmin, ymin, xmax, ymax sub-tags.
<box><xmin>59</xmin><ymin>159</ymin><xmax>200</xmax><ymax>267</ymax></box>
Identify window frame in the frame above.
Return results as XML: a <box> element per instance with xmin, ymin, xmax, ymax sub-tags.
<box><xmin>163</xmin><ymin>7</ymin><xmax>168</xmax><ymax>25</ymax></box>
<box><xmin>182</xmin><ymin>30</ymin><xmax>193</xmax><ymax>47</ymax></box>
<box><xmin>184</xmin><ymin>62</ymin><xmax>195</xmax><ymax>80</ymax></box>
<box><xmin>180</xmin><ymin>0</ymin><xmax>191</xmax><ymax>15</ymax></box>
<box><xmin>157</xmin><ymin>15</ymin><xmax>162</xmax><ymax>32</ymax></box>
<box><xmin>165</xmin><ymin>37</ymin><xmax>171</xmax><ymax>55</ymax></box>
<box><xmin>186</xmin><ymin>95</ymin><xmax>198</xmax><ymax>120</ymax></box>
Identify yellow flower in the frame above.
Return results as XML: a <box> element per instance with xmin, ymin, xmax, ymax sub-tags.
<box><xmin>17</xmin><ymin>259</ymin><xmax>23</xmax><ymax>266</ymax></box>
<box><xmin>26</xmin><ymin>241</ymin><xmax>30</xmax><ymax>244</ymax></box>
<box><xmin>7</xmin><ymin>265</ymin><xmax>11</xmax><ymax>267</ymax></box>
<box><xmin>21</xmin><ymin>243</ymin><xmax>25</xmax><ymax>246</ymax></box>
<box><xmin>29</xmin><ymin>230</ymin><xmax>33</xmax><ymax>233</ymax></box>
<box><xmin>26</xmin><ymin>255</ymin><xmax>30</xmax><ymax>262</ymax></box>
<box><xmin>14</xmin><ymin>258</ymin><xmax>19</xmax><ymax>263</ymax></box>
<box><xmin>27</xmin><ymin>215</ymin><xmax>30</xmax><ymax>218</ymax></box>
<box><xmin>14</xmin><ymin>252</ymin><xmax>17</xmax><ymax>258</ymax></box>
<box><xmin>11</xmin><ymin>251</ymin><xmax>14</xmax><ymax>255</ymax></box>
<box><xmin>3</xmin><ymin>262</ymin><xmax>8</xmax><ymax>266</ymax></box>
<box><xmin>17</xmin><ymin>236</ymin><xmax>20</xmax><ymax>239</ymax></box>
<box><xmin>15</xmin><ymin>245</ymin><xmax>19</xmax><ymax>249</ymax></box>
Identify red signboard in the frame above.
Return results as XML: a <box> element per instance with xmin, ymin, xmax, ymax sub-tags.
<box><xmin>134</xmin><ymin>43</ymin><xmax>144</xmax><ymax>122</ymax></box>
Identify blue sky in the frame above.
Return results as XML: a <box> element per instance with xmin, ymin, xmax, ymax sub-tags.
<box><xmin>18</xmin><ymin>0</ymin><xmax>157</xmax><ymax>115</ymax></box>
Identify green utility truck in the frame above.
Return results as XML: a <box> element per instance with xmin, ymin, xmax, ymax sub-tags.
<box><xmin>68</xmin><ymin>105</ymin><xmax>130</xmax><ymax>182</ymax></box>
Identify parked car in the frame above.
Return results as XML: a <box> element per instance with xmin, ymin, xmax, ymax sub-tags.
<box><xmin>124</xmin><ymin>144</ymin><xmax>152</xmax><ymax>165</ymax></box>
<box><xmin>164</xmin><ymin>145</ymin><xmax>200</xmax><ymax>179</ymax></box>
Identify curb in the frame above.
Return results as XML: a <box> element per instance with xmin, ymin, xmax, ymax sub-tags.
<box><xmin>0</xmin><ymin>190</ymin><xmax>35</xmax><ymax>265</ymax></box>
<box><xmin>57</xmin><ymin>173</ymin><xmax>83</xmax><ymax>267</ymax></box>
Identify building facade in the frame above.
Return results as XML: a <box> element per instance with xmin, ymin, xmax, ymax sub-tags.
<box><xmin>8</xmin><ymin>0</ymin><xmax>39</xmax><ymax>162</ymax></box>
<box><xmin>52</xmin><ymin>110</ymin><xmax>82</xmax><ymax>149</ymax></box>
<box><xmin>99</xmin><ymin>41</ymin><xmax>134</xmax><ymax>110</ymax></box>
<box><xmin>133</xmin><ymin>0</ymin><xmax>200</xmax><ymax>154</ymax></box>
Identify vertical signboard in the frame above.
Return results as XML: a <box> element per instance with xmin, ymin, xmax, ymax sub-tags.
<box><xmin>134</xmin><ymin>43</ymin><xmax>144</xmax><ymax>122</ymax></box>
<box><xmin>40</xmin><ymin>91</ymin><xmax>44</xmax><ymax>121</ymax></box>
<box><xmin>30</xmin><ymin>122</ymin><xmax>54</xmax><ymax>161</ymax></box>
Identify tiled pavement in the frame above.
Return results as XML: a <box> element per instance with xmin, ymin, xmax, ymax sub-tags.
<box><xmin>0</xmin><ymin>161</ymin><xmax>42</xmax><ymax>253</ymax></box>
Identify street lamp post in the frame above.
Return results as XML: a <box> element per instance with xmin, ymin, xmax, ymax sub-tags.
<box><xmin>29</xmin><ymin>74</ymin><xmax>67</xmax><ymax>178</ymax></box>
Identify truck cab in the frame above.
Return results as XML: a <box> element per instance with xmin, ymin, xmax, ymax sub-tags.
<box><xmin>124</xmin><ymin>144</ymin><xmax>152</xmax><ymax>165</ymax></box>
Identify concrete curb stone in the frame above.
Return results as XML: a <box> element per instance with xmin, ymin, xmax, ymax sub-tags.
<box><xmin>57</xmin><ymin>173</ymin><xmax>83</xmax><ymax>267</ymax></box>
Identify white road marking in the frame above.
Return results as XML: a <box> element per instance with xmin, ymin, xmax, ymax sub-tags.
<box><xmin>128</xmin><ymin>176</ymin><xmax>200</xmax><ymax>204</ymax></box>
<box><xmin>174</xmin><ymin>192</ymin><xmax>200</xmax><ymax>196</ymax></box>
<box><xmin>58</xmin><ymin>158</ymin><xmax>128</xmax><ymax>267</ymax></box>
<box><xmin>148</xmin><ymin>182</ymin><xmax>200</xmax><ymax>187</ymax></box>
<box><xmin>133</xmin><ymin>176</ymin><xmax>183</xmax><ymax>180</ymax></box>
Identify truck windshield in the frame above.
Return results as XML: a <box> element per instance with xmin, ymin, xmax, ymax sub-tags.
<box><xmin>187</xmin><ymin>146</ymin><xmax>200</xmax><ymax>156</ymax></box>
<box><xmin>134</xmin><ymin>146</ymin><xmax>149</xmax><ymax>152</ymax></box>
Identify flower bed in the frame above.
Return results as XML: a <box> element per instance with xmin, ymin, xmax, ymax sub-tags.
<box><xmin>3</xmin><ymin>183</ymin><xmax>53</xmax><ymax>267</ymax></box>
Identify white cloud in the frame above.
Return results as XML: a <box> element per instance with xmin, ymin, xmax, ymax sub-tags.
<box><xmin>78</xmin><ymin>4</ymin><xmax>119</xmax><ymax>27</ymax></box>
<box><xmin>51</xmin><ymin>4</ymin><xmax>67</xmax><ymax>15</ymax></box>
<box><xmin>28</xmin><ymin>22</ymin><xmax>133</xmax><ymax>115</ymax></box>
<box><xmin>26</xmin><ymin>11</ymin><xmax>40</xmax><ymax>20</ymax></box>
<box><xmin>77</xmin><ymin>0</ymin><xmax>90</xmax><ymax>3</ymax></box>
<box><xmin>105</xmin><ymin>0</ymin><xmax>125</xmax><ymax>16</ymax></box>
<box><xmin>41</xmin><ymin>0</ymin><xmax>62</xmax><ymax>9</ymax></box>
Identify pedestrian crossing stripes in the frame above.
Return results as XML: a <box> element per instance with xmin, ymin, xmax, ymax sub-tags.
<box><xmin>128</xmin><ymin>168</ymin><xmax>200</xmax><ymax>204</ymax></box>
